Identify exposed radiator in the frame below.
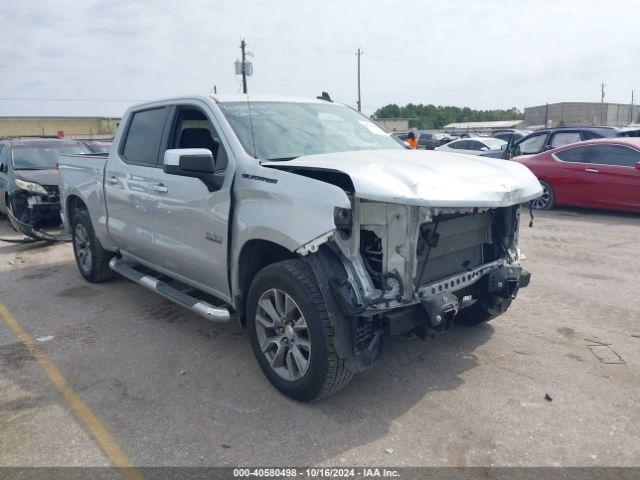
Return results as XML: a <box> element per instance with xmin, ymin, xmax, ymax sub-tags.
<box><xmin>417</xmin><ymin>212</ymin><xmax>493</xmax><ymax>284</ymax></box>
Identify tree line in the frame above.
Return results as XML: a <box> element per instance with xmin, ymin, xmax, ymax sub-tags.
<box><xmin>373</xmin><ymin>103</ymin><xmax>524</xmax><ymax>130</ymax></box>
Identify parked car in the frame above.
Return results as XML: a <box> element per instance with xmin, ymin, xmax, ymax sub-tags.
<box><xmin>514</xmin><ymin>126</ymin><xmax>617</xmax><ymax>155</ymax></box>
<box><xmin>516</xmin><ymin>138</ymin><xmax>640</xmax><ymax>212</ymax></box>
<box><xmin>416</xmin><ymin>132</ymin><xmax>451</xmax><ymax>150</ymax></box>
<box><xmin>491</xmin><ymin>130</ymin><xmax>531</xmax><ymax>143</ymax></box>
<box><xmin>435</xmin><ymin>137</ymin><xmax>507</xmax><ymax>156</ymax></box>
<box><xmin>482</xmin><ymin>126</ymin><xmax>620</xmax><ymax>160</ymax></box>
<box><xmin>481</xmin><ymin>131</ymin><xmax>532</xmax><ymax>158</ymax></box>
<box><xmin>0</xmin><ymin>137</ymin><xmax>91</xmax><ymax>239</ymax></box>
<box><xmin>58</xmin><ymin>94</ymin><xmax>540</xmax><ymax>401</ymax></box>
<box><xmin>82</xmin><ymin>140</ymin><xmax>113</xmax><ymax>154</ymax></box>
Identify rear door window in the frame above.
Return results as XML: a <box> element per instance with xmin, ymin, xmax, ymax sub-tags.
<box><xmin>585</xmin><ymin>145</ymin><xmax>640</xmax><ymax>167</ymax></box>
<box><xmin>581</xmin><ymin>130</ymin><xmax>602</xmax><ymax>140</ymax></box>
<box><xmin>466</xmin><ymin>140</ymin><xmax>484</xmax><ymax>150</ymax></box>
<box><xmin>121</xmin><ymin>107</ymin><xmax>169</xmax><ymax>166</ymax></box>
<box><xmin>550</xmin><ymin>132</ymin><xmax>582</xmax><ymax>148</ymax></box>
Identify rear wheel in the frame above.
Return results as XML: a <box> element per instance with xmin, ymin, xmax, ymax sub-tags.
<box><xmin>531</xmin><ymin>180</ymin><xmax>555</xmax><ymax>210</ymax></box>
<box><xmin>72</xmin><ymin>209</ymin><xmax>115</xmax><ymax>283</ymax></box>
<box><xmin>247</xmin><ymin>260</ymin><xmax>353</xmax><ymax>401</ymax></box>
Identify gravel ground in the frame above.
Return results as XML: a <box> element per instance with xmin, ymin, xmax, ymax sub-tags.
<box><xmin>0</xmin><ymin>208</ymin><xmax>639</xmax><ymax>468</ymax></box>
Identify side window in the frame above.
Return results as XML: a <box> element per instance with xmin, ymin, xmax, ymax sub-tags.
<box><xmin>517</xmin><ymin>133</ymin><xmax>547</xmax><ymax>154</ymax></box>
<box><xmin>555</xmin><ymin>146</ymin><xmax>590</xmax><ymax>163</ymax></box>
<box><xmin>168</xmin><ymin>106</ymin><xmax>227</xmax><ymax>171</ymax></box>
<box><xmin>451</xmin><ymin>140</ymin><xmax>468</xmax><ymax>149</ymax></box>
<box><xmin>0</xmin><ymin>145</ymin><xmax>5</xmax><ymax>172</ymax></box>
<box><xmin>586</xmin><ymin>145</ymin><xmax>640</xmax><ymax>167</ymax></box>
<box><xmin>581</xmin><ymin>130</ymin><xmax>602</xmax><ymax>140</ymax></box>
<box><xmin>466</xmin><ymin>140</ymin><xmax>484</xmax><ymax>150</ymax></box>
<box><xmin>121</xmin><ymin>107</ymin><xmax>168</xmax><ymax>166</ymax></box>
<box><xmin>550</xmin><ymin>132</ymin><xmax>581</xmax><ymax>148</ymax></box>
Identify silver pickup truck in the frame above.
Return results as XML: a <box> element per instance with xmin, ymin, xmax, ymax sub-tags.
<box><xmin>59</xmin><ymin>94</ymin><xmax>542</xmax><ymax>401</ymax></box>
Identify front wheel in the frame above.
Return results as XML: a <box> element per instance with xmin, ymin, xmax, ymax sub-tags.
<box><xmin>72</xmin><ymin>209</ymin><xmax>115</xmax><ymax>283</ymax></box>
<box><xmin>247</xmin><ymin>260</ymin><xmax>353</xmax><ymax>401</ymax></box>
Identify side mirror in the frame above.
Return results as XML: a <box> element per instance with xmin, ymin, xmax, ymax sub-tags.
<box><xmin>544</xmin><ymin>145</ymin><xmax>554</xmax><ymax>151</ymax></box>
<box><xmin>163</xmin><ymin>148</ymin><xmax>222</xmax><ymax>191</ymax></box>
<box><xmin>164</xmin><ymin>148</ymin><xmax>215</xmax><ymax>174</ymax></box>
<box><xmin>480</xmin><ymin>146</ymin><xmax>489</xmax><ymax>151</ymax></box>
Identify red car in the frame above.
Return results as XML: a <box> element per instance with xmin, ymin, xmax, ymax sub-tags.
<box><xmin>515</xmin><ymin>138</ymin><xmax>640</xmax><ymax>213</ymax></box>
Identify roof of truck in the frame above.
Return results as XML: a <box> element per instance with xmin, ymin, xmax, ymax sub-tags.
<box><xmin>210</xmin><ymin>93</ymin><xmax>333</xmax><ymax>104</ymax></box>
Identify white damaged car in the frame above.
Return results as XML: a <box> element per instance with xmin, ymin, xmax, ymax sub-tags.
<box><xmin>58</xmin><ymin>94</ymin><xmax>542</xmax><ymax>401</ymax></box>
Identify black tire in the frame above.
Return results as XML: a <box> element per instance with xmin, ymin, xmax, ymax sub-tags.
<box><xmin>455</xmin><ymin>301</ymin><xmax>498</xmax><ymax>326</ymax></box>
<box><xmin>531</xmin><ymin>180</ymin><xmax>555</xmax><ymax>210</ymax></box>
<box><xmin>71</xmin><ymin>209</ymin><xmax>115</xmax><ymax>283</ymax></box>
<box><xmin>247</xmin><ymin>259</ymin><xmax>353</xmax><ymax>401</ymax></box>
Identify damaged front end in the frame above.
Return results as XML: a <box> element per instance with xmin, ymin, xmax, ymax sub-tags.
<box><xmin>304</xmin><ymin>199</ymin><xmax>531</xmax><ymax>371</ymax></box>
<box><xmin>7</xmin><ymin>182</ymin><xmax>62</xmax><ymax>241</ymax></box>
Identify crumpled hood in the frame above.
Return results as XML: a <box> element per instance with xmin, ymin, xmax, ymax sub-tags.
<box><xmin>263</xmin><ymin>149</ymin><xmax>542</xmax><ymax>207</ymax></box>
<box><xmin>14</xmin><ymin>169</ymin><xmax>59</xmax><ymax>187</ymax></box>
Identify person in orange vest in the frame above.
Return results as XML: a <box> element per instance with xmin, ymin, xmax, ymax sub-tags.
<box><xmin>407</xmin><ymin>131</ymin><xmax>418</xmax><ymax>149</ymax></box>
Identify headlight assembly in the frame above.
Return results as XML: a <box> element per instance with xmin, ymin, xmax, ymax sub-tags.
<box><xmin>14</xmin><ymin>179</ymin><xmax>48</xmax><ymax>195</ymax></box>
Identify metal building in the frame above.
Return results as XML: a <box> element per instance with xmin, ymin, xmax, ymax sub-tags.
<box><xmin>524</xmin><ymin>102</ymin><xmax>640</xmax><ymax>128</ymax></box>
<box><xmin>442</xmin><ymin>120</ymin><xmax>524</xmax><ymax>132</ymax></box>
<box><xmin>373</xmin><ymin>118</ymin><xmax>411</xmax><ymax>132</ymax></box>
<box><xmin>0</xmin><ymin>116</ymin><xmax>120</xmax><ymax>138</ymax></box>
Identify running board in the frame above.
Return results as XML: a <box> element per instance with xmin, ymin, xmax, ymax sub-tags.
<box><xmin>109</xmin><ymin>258</ymin><xmax>231</xmax><ymax>322</ymax></box>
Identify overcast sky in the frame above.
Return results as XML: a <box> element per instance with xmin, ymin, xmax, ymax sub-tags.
<box><xmin>1</xmin><ymin>0</ymin><xmax>639</xmax><ymax>117</ymax></box>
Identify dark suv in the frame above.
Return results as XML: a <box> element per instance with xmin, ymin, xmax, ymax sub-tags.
<box><xmin>0</xmin><ymin>137</ymin><xmax>91</xmax><ymax>239</ymax></box>
<box><xmin>482</xmin><ymin>126</ymin><xmax>619</xmax><ymax>159</ymax></box>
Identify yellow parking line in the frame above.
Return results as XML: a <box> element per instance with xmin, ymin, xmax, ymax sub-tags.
<box><xmin>0</xmin><ymin>303</ymin><xmax>142</xmax><ymax>480</ymax></box>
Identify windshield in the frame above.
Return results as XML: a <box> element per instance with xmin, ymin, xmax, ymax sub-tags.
<box><xmin>11</xmin><ymin>143</ymin><xmax>91</xmax><ymax>169</ymax></box>
<box><xmin>219</xmin><ymin>101</ymin><xmax>403</xmax><ymax>160</ymax></box>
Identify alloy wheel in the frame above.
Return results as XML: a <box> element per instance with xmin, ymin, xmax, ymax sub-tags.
<box><xmin>74</xmin><ymin>223</ymin><xmax>92</xmax><ymax>273</ymax></box>
<box><xmin>254</xmin><ymin>288</ymin><xmax>311</xmax><ymax>381</ymax></box>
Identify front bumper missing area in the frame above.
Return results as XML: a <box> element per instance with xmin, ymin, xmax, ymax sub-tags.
<box><xmin>7</xmin><ymin>192</ymin><xmax>63</xmax><ymax>241</ymax></box>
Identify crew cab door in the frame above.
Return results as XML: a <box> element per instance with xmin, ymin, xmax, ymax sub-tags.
<box><xmin>104</xmin><ymin>106</ymin><xmax>170</xmax><ymax>262</ymax></box>
<box><xmin>149</xmin><ymin>103</ymin><xmax>233</xmax><ymax>302</ymax></box>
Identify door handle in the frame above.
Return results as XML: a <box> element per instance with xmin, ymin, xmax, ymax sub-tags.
<box><xmin>106</xmin><ymin>176</ymin><xmax>119</xmax><ymax>184</ymax></box>
<box><xmin>585</xmin><ymin>168</ymin><xmax>600</xmax><ymax>173</ymax></box>
<box><xmin>152</xmin><ymin>183</ymin><xmax>169</xmax><ymax>193</ymax></box>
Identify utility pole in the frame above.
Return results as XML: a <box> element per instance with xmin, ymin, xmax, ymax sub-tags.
<box><xmin>600</xmin><ymin>82</ymin><xmax>606</xmax><ymax>124</ymax></box>
<box><xmin>356</xmin><ymin>48</ymin><xmax>363</xmax><ymax>112</ymax></box>
<box><xmin>544</xmin><ymin>102</ymin><xmax>549</xmax><ymax>127</ymax></box>
<box><xmin>240</xmin><ymin>39</ymin><xmax>248</xmax><ymax>94</ymax></box>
